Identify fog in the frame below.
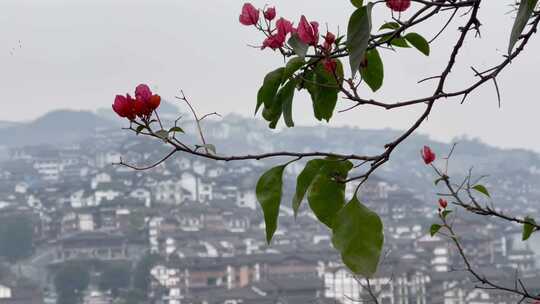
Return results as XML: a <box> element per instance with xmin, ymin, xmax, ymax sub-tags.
<box><xmin>1</xmin><ymin>0</ymin><xmax>539</xmax><ymax>150</ymax></box>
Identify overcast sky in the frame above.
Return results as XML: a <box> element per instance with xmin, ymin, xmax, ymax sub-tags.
<box><xmin>1</xmin><ymin>0</ymin><xmax>539</xmax><ymax>151</ymax></box>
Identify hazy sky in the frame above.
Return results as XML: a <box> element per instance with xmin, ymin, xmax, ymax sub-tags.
<box><xmin>1</xmin><ymin>0</ymin><xmax>539</xmax><ymax>151</ymax></box>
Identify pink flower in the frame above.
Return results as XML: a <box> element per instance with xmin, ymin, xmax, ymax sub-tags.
<box><xmin>134</xmin><ymin>97</ymin><xmax>152</xmax><ymax>118</ymax></box>
<box><xmin>438</xmin><ymin>198</ymin><xmax>448</xmax><ymax>209</ymax></box>
<box><xmin>148</xmin><ymin>95</ymin><xmax>161</xmax><ymax>111</ymax></box>
<box><xmin>264</xmin><ymin>7</ymin><xmax>276</xmax><ymax>21</ymax></box>
<box><xmin>276</xmin><ymin>17</ymin><xmax>293</xmax><ymax>38</ymax></box>
<box><xmin>421</xmin><ymin>145</ymin><xmax>436</xmax><ymax>165</ymax></box>
<box><xmin>323</xmin><ymin>58</ymin><xmax>337</xmax><ymax>73</ymax></box>
<box><xmin>297</xmin><ymin>15</ymin><xmax>319</xmax><ymax>46</ymax></box>
<box><xmin>262</xmin><ymin>34</ymin><xmax>286</xmax><ymax>50</ymax></box>
<box><xmin>323</xmin><ymin>31</ymin><xmax>336</xmax><ymax>51</ymax></box>
<box><xmin>239</xmin><ymin>3</ymin><xmax>259</xmax><ymax>26</ymax></box>
<box><xmin>112</xmin><ymin>94</ymin><xmax>135</xmax><ymax>120</ymax></box>
<box><xmin>262</xmin><ymin>18</ymin><xmax>293</xmax><ymax>50</ymax></box>
<box><xmin>135</xmin><ymin>84</ymin><xmax>152</xmax><ymax>102</ymax></box>
<box><xmin>386</xmin><ymin>0</ymin><xmax>411</xmax><ymax>12</ymax></box>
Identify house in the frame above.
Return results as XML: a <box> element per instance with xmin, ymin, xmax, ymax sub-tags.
<box><xmin>0</xmin><ymin>283</ymin><xmax>43</xmax><ymax>304</ymax></box>
<box><xmin>154</xmin><ymin>180</ymin><xmax>185</xmax><ymax>205</ymax></box>
<box><xmin>324</xmin><ymin>263</ymin><xmax>430</xmax><ymax>304</ymax></box>
<box><xmin>54</xmin><ymin>231</ymin><xmax>128</xmax><ymax>262</ymax></box>
<box><xmin>415</xmin><ymin>234</ymin><xmax>450</xmax><ymax>272</ymax></box>
<box><xmin>91</xmin><ymin>173</ymin><xmax>111</xmax><ymax>190</ymax></box>
<box><xmin>130</xmin><ymin>188</ymin><xmax>152</xmax><ymax>207</ymax></box>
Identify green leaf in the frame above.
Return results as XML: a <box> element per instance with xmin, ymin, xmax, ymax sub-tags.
<box><xmin>155</xmin><ymin>129</ymin><xmax>169</xmax><ymax>141</ymax></box>
<box><xmin>441</xmin><ymin>210</ymin><xmax>453</xmax><ymax>219</ymax></box>
<box><xmin>256</xmin><ymin>67</ymin><xmax>285</xmax><ymax>114</ymax></box>
<box><xmin>305</xmin><ymin>61</ymin><xmax>344</xmax><ymax>122</ymax></box>
<box><xmin>204</xmin><ymin>144</ymin><xmax>217</xmax><ymax>154</ymax></box>
<box><xmin>332</xmin><ymin>196</ymin><xmax>384</xmax><ymax>277</ymax></box>
<box><xmin>168</xmin><ymin>126</ymin><xmax>184</xmax><ymax>134</ymax></box>
<box><xmin>278</xmin><ymin>80</ymin><xmax>297</xmax><ymax>128</ymax></box>
<box><xmin>335</xmin><ymin>35</ymin><xmax>346</xmax><ymax>46</ymax></box>
<box><xmin>360</xmin><ymin>48</ymin><xmax>384</xmax><ymax>92</ymax></box>
<box><xmin>256</xmin><ymin>165</ymin><xmax>286</xmax><ymax>244</ymax></box>
<box><xmin>292</xmin><ymin>159</ymin><xmax>325</xmax><ymax>217</ymax></box>
<box><xmin>347</xmin><ymin>3</ymin><xmax>373</xmax><ymax>77</ymax></box>
<box><xmin>509</xmin><ymin>0</ymin><xmax>539</xmax><ymax>54</ymax></box>
<box><xmin>135</xmin><ymin>125</ymin><xmax>146</xmax><ymax>135</ymax></box>
<box><xmin>430</xmin><ymin>224</ymin><xmax>442</xmax><ymax>237</ymax></box>
<box><xmin>307</xmin><ymin>159</ymin><xmax>353</xmax><ymax>228</ymax></box>
<box><xmin>523</xmin><ymin>216</ymin><xmax>536</xmax><ymax>241</ymax></box>
<box><xmin>405</xmin><ymin>32</ymin><xmax>430</xmax><ymax>56</ymax></box>
<box><xmin>288</xmin><ymin>34</ymin><xmax>309</xmax><ymax>59</ymax></box>
<box><xmin>379</xmin><ymin>22</ymin><xmax>400</xmax><ymax>31</ymax></box>
<box><xmin>283</xmin><ymin>57</ymin><xmax>305</xmax><ymax>82</ymax></box>
<box><xmin>472</xmin><ymin>184</ymin><xmax>490</xmax><ymax>198</ymax></box>
<box><xmin>262</xmin><ymin>105</ymin><xmax>282</xmax><ymax>129</ymax></box>
<box><xmin>351</xmin><ymin>0</ymin><xmax>364</xmax><ymax>8</ymax></box>
<box><xmin>379</xmin><ymin>34</ymin><xmax>410</xmax><ymax>48</ymax></box>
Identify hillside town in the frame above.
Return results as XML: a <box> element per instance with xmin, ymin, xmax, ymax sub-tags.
<box><xmin>0</xmin><ymin>115</ymin><xmax>540</xmax><ymax>304</ymax></box>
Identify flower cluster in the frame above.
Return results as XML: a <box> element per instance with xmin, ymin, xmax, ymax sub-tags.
<box><xmin>112</xmin><ymin>84</ymin><xmax>161</xmax><ymax>121</ymax></box>
<box><xmin>239</xmin><ymin>3</ymin><xmax>335</xmax><ymax>52</ymax></box>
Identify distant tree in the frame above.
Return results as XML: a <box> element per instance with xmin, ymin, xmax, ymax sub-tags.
<box><xmin>54</xmin><ymin>263</ymin><xmax>90</xmax><ymax>304</ymax></box>
<box><xmin>0</xmin><ymin>263</ymin><xmax>13</xmax><ymax>281</ymax></box>
<box><xmin>115</xmin><ymin>289</ymin><xmax>146</xmax><ymax>304</ymax></box>
<box><xmin>132</xmin><ymin>254</ymin><xmax>158</xmax><ymax>298</ymax></box>
<box><xmin>0</xmin><ymin>215</ymin><xmax>34</xmax><ymax>263</ymax></box>
<box><xmin>126</xmin><ymin>211</ymin><xmax>146</xmax><ymax>240</ymax></box>
<box><xmin>98</xmin><ymin>264</ymin><xmax>131</xmax><ymax>297</ymax></box>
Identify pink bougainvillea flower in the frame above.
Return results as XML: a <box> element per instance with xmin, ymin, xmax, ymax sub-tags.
<box><xmin>421</xmin><ymin>145</ymin><xmax>436</xmax><ymax>165</ymax></box>
<box><xmin>438</xmin><ymin>198</ymin><xmax>448</xmax><ymax>209</ymax></box>
<box><xmin>264</xmin><ymin>7</ymin><xmax>276</xmax><ymax>21</ymax></box>
<box><xmin>239</xmin><ymin>3</ymin><xmax>260</xmax><ymax>26</ymax></box>
<box><xmin>135</xmin><ymin>84</ymin><xmax>152</xmax><ymax>102</ymax></box>
<box><xmin>262</xmin><ymin>34</ymin><xmax>286</xmax><ymax>50</ymax></box>
<box><xmin>276</xmin><ymin>17</ymin><xmax>293</xmax><ymax>38</ymax></box>
<box><xmin>323</xmin><ymin>58</ymin><xmax>337</xmax><ymax>73</ymax></box>
<box><xmin>112</xmin><ymin>94</ymin><xmax>135</xmax><ymax>120</ymax></box>
<box><xmin>323</xmin><ymin>31</ymin><xmax>336</xmax><ymax>51</ymax></box>
<box><xmin>134</xmin><ymin>97</ymin><xmax>151</xmax><ymax>118</ymax></box>
<box><xmin>386</xmin><ymin>0</ymin><xmax>411</xmax><ymax>12</ymax></box>
<box><xmin>148</xmin><ymin>95</ymin><xmax>161</xmax><ymax>111</ymax></box>
<box><xmin>297</xmin><ymin>15</ymin><xmax>319</xmax><ymax>46</ymax></box>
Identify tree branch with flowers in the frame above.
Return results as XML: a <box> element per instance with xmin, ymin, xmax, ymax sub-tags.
<box><xmin>111</xmin><ymin>0</ymin><xmax>540</xmax><ymax>294</ymax></box>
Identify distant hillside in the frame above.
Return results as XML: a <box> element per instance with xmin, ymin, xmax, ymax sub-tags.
<box><xmin>0</xmin><ymin>110</ymin><xmax>119</xmax><ymax>147</ymax></box>
<box><xmin>179</xmin><ymin>114</ymin><xmax>540</xmax><ymax>202</ymax></box>
<box><xmin>0</xmin><ymin>121</ymin><xmax>21</xmax><ymax>129</ymax></box>
<box><xmin>5</xmin><ymin>109</ymin><xmax>540</xmax><ymax>205</ymax></box>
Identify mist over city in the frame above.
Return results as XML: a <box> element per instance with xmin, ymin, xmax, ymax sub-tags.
<box><xmin>1</xmin><ymin>1</ymin><xmax>540</xmax><ymax>304</ymax></box>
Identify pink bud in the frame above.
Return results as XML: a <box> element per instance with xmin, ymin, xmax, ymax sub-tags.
<box><xmin>297</xmin><ymin>15</ymin><xmax>319</xmax><ymax>46</ymax></box>
<box><xmin>262</xmin><ymin>34</ymin><xmax>286</xmax><ymax>50</ymax></box>
<box><xmin>421</xmin><ymin>145</ymin><xmax>436</xmax><ymax>165</ymax></box>
<box><xmin>112</xmin><ymin>94</ymin><xmax>135</xmax><ymax>120</ymax></box>
<box><xmin>386</xmin><ymin>0</ymin><xmax>411</xmax><ymax>12</ymax></box>
<box><xmin>239</xmin><ymin>3</ymin><xmax>260</xmax><ymax>26</ymax></box>
<box><xmin>323</xmin><ymin>32</ymin><xmax>336</xmax><ymax>51</ymax></box>
<box><xmin>135</xmin><ymin>84</ymin><xmax>152</xmax><ymax>102</ymax></box>
<box><xmin>323</xmin><ymin>58</ymin><xmax>337</xmax><ymax>73</ymax></box>
<box><xmin>438</xmin><ymin>198</ymin><xmax>448</xmax><ymax>209</ymax></box>
<box><xmin>276</xmin><ymin>17</ymin><xmax>293</xmax><ymax>38</ymax></box>
<box><xmin>264</xmin><ymin>7</ymin><xmax>276</xmax><ymax>21</ymax></box>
